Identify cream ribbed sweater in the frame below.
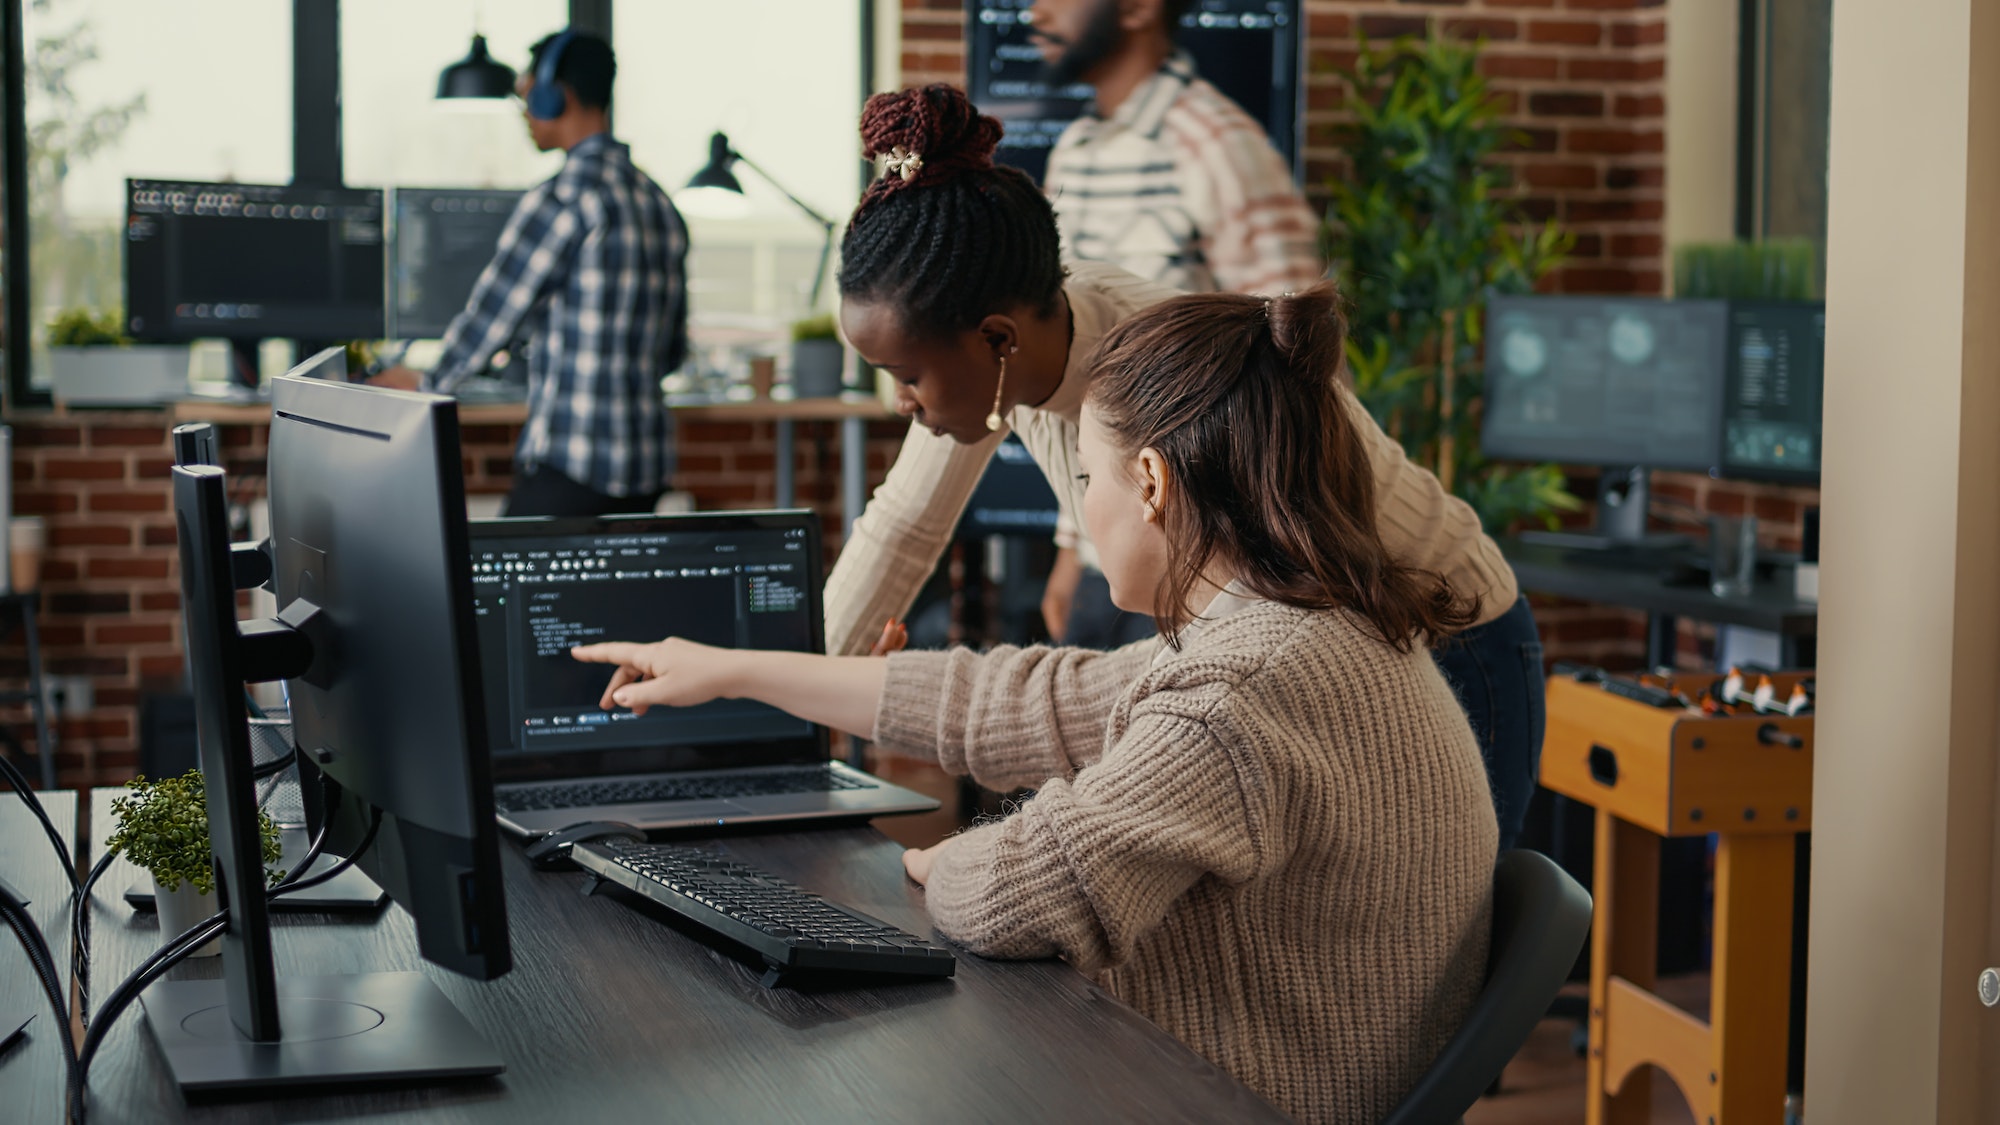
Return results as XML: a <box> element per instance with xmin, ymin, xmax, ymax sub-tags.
<box><xmin>874</xmin><ymin>595</ymin><xmax>1499</xmax><ymax>1124</ymax></box>
<box><xmin>823</xmin><ymin>262</ymin><xmax>1518</xmax><ymax>656</ymax></box>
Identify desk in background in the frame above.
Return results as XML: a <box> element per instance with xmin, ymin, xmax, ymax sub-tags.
<box><xmin>0</xmin><ymin>791</ymin><xmax>77</xmax><ymax>1122</ymax></box>
<box><xmin>81</xmin><ymin>789</ymin><xmax>1286</xmax><ymax>1123</ymax></box>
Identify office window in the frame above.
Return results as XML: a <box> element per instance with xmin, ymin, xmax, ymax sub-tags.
<box><xmin>21</xmin><ymin>0</ymin><xmax>291</xmax><ymax>386</ymax></box>
<box><xmin>615</xmin><ymin>3</ymin><xmax>863</xmax><ymax>330</ymax></box>
<box><xmin>1741</xmin><ymin>0</ymin><xmax>1831</xmax><ymax>286</ymax></box>
<box><xmin>341</xmin><ymin>0</ymin><xmax>568</xmax><ymax>192</ymax></box>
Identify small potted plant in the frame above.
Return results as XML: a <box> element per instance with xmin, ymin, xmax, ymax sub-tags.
<box><xmin>788</xmin><ymin>312</ymin><xmax>846</xmax><ymax>399</ymax></box>
<box><xmin>106</xmin><ymin>769</ymin><xmax>284</xmax><ymax>956</ymax></box>
<box><xmin>46</xmin><ymin>307</ymin><xmax>191</xmax><ymax>406</ymax></box>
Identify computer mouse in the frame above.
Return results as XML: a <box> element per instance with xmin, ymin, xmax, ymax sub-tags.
<box><xmin>522</xmin><ymin>821</ymin><xmax>647</xmax><ymax>871</ymax></box>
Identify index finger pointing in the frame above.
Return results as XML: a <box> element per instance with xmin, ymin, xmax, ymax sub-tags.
<box><xmin>571</xmin><ymin>642</ymin><xmax>648</xmax><ymax>665</ymax></box>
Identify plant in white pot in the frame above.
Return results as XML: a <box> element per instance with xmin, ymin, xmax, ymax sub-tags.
<box><xmin>105</xmin><ymin>769</ymin><xmax>284</xmax><ymax>957</ymax></box>
<box><xmin>788</xmin><ymin>312</ymin><xmax>846</xmax><ymax>399</ymax></box>
<box><xmin>47</xmin><ymin>307</ymin><xmax>191</xmax><ymax>406</ymax></box>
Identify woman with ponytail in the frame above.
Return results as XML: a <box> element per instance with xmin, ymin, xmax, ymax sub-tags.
<box><xmin>574</xmin><ymin>286</ymin><xmax>1498</xmax><ymax>1123</ymax></box>
<box><xmin>820</xmin><ymin>83</ymin><xmax>1545</xmax><ymax>852</ymax></box>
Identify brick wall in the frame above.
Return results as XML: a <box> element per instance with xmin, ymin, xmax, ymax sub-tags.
<box><xmin>0</xmin><ymin>409</ymin><xmax>907</xmax><ymax>789</ymax></box>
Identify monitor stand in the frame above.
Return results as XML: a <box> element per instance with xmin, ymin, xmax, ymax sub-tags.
<box><xmin>1516</xmin><ymin>466</ymin><xmax>1689</xmax><ymax>553</ymax></box>
<box><xmin>142</xmin><ymin>465</ymin><xmax>504</xmax><ymax>1095</ymax></box>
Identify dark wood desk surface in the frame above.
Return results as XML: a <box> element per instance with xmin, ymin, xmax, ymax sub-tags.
<box><xmin>1500</xmin><ymin>538</ymin><xmax>1818</xmax><ymax>636</ymax></box>
<box><xmin>83</xmin><ymin>791</ymin><xmax>1286</xmax><ymax>1123</ymax></box>
<box><xmin>0</xmin><ymin>791</ymin><xmax>77</xmax><ymax>1124</ymax></box>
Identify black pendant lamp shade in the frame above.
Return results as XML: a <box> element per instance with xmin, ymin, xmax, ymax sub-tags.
<box><xmin>437</xmin><ymin>34</ymin><xmax>517</xmax><ymax>101</ymax></box>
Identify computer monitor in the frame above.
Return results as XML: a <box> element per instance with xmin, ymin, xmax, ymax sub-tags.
<box><xmin>1720</xmin><ymin>301</ymin><xmax>1824</xmax><ymax>484</ymax></box>
<box><xmin>125</xmin><ymin>179</ymin><xmax>386</xmax><ymax>343</ymax></box>
<box><xmin>386</xmin><ymin>187</ymin><xmax>525</xmax><ymax>340</ymax></box>
<box><xmin>966</xmin><ymin>0</ymin><xmax>1304</xmax><ymax>184</ymax></box>
<box><xmin>146</xmin><ymin>353</ymin><xmax>508</xmax><ymax>1093</ymax></box>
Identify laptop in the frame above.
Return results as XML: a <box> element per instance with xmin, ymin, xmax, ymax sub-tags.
<box><xmin>468</xmin><ymin>510</ymin><xmax>940</xmax><ymax>838</ymax></box>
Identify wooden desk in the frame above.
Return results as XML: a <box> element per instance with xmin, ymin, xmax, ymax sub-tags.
<box><xmin>82</xmin><ymin>790</ymin><xmax>1285</xmax><ymax>1122</ymax></box>
<box><xmin>0</xmin><ymin>791</ymin><xmax>78</xmax><ymax>1123</ymax></box>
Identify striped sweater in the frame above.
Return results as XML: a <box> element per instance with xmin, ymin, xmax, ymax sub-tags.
<box><xmin>874</xmin><ymin>588</ymin><xmax>1499</xmax><ymax>1123</ymax></box>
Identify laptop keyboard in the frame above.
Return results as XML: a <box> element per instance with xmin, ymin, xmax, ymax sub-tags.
<box><xmin>494</xmin><ymin>765</ymin><xmax>878</xmax><ymax>814</ymax></box>
<box><xmin>573</xmin><ymin>841</ymin><xmax>955</xmax><ymax>986</ymax></box>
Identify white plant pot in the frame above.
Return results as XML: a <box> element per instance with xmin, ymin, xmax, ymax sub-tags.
<box><xmin>49</xmin><ymin>345</ymin><xmax>191</xmax><ymax>406</ymax></box>
<box><xmin>153</xmin><ymin>877</ymin><xmax>221</xmax><ymax>958</ymax></box>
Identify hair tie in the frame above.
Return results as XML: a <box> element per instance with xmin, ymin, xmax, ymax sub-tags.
<box><xmin>880</xmin><ymin>146</ymin><xmax>925</xmax><ymax>182</ymax></box>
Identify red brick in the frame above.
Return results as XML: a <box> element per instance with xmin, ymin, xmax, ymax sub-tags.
<box><xmin>86</xmin><ymin>426</ymin><xmax>170</xmax><ymax>448</ymax></box>
<box><xmin>1308</xmin><ymin>12</ymin><xmax>1353</xmax><ymax>37</ymax></box>
<box><xmin>1610</xmin><ymin>233</ymin><xmax>1664</xmax><ymax>257</ymax></box>
<box><xmin>44</xmin><ymin>457</ymin><xmax>125</xmax><ymax>481</ymax></box>
<box><xmin>14</xmin><ymin>492</ymin><xmax>80</xmax><ymax>515</ymax></box>
<box><xmin>50</xmin><ymin>655</ymin><xmax>129</xmax><ymax>677</ymax></box>
<box><xmin>132</xmin><ymin>456</ymin><xmax>175</xmax><ymax>480</ymax></box>
<box><xmin>1504</xmin><ymin>127</ymin><xmax>1561</xmax><ymax>153</ymax></box>
<box><xmin>903</xmin><ymin>21</ymin><xmax>958</xmax><ymax>41</ymax></box>
<box><xmin>1360</xmin><ymin>15</ymin><xmax>1433</xmax><ymax>38</ymax></box>
<box><xmin>42</xmin><ymin>560</ymin><xmax>80</xmax><ymax>583</ymax></box>
<box><xmin>142</xmin><ymin>524</ymin><xmax>178</xmax><ymax>548</ymax></box>
<box><xmin>1566</xmin><ymin>57</ymin><xmax>1665</xmax><ymax>82</ymax></box>
<box><xmin>1564</xmin><ymin>0</ymin><xmax>1650</xmax><ymax>9</ymax></box>
<box><xmin>86</xmin><ymin>490</ymin><xmax>169</xmax><ymax>514</ymax></box>
<box><xmin>1523</xmin><ymin>163</ymin><xmax>1599</xmax><ymax>189</ymax></box>
<box><xmin>1527</xmin><ymin>19</ymin><xmax>1602</xmax><ymax>45</ymax></box>
<box><xmin>94</xmin><ymin>622</ymin><xmax>174</xmax><ymax>646</ymax></box>
<box><xmin>16</xmin><ymin>426</ymin><xmax>83</xmax><ymax>448</ymax></box>
<box><xmin>51</xmin><ymin>524</ymin><xmax>133</xmax><ymax>548</ymax></box>
<box><xmin>88</xmin><ymin>557</ymin><xmax>171</xmax><ymax>580</ymax></box>
<box><xmin>1611</xmin><ymin>20</ymin><xmax>1668</xmax><ymax>47</ymax></box>
<box><xmin>1606</xmin><ymin>165</ymin><xmax>1665</xmax><ymax>189</ymax></box>
<box><xmin>1480</xmin><ymin>54</ymin><xmax>1561</xmax><ymax>80</ymax></box>
<box><xmin>139</xmin><ymin>655</ymin><xmax>185</xmax><ymax>680</ymax></box>
<box><xmin>1445</xmin><ymin>17</ymin><xmax>1519</xmax><ymax>41</ymax></box>
<box><xmin>1529</xmin><ymin>91</ymin><xmax>1604</xmax><ymax>117</ymax></box>
<box><xmin>139</xmin><ymin>591</ymin><xmax>181</xmax><ymax>612</ymax></box>
<box><xmin>1614</xmin><ymin>94</ymin><xmax>1666</xmax><ymax>118</ymax></box>
<box><xmin>1485</xmin><ymin>0</ymin><xmax>1558</xmax><ymax>6</ymax></box>
<box><xmin>1566</xmin><ymin>198</ymin><xmax>1664</xmax><ymax>222</ymax></box>
<box><xmin>1567</xmin><ymin>128</ymin><xmax>1664</xmax><ymax>154</ymax></box>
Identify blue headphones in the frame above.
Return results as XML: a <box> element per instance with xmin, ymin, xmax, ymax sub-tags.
<box><xmin>526</xmin><ymin>29</ymin><xmax>576</xmax><ymax>121</ymax></box>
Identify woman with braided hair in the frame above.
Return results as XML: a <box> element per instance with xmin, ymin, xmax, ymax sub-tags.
<box><xmin>824</xmin><ymin>83</ymin><xmax>1547</xmax><ymax>851</ymax></box>
<box><xmin>575</xmin><ymin>285</ymin><xmax>1499</xmax><ymax>1122</ymax></box>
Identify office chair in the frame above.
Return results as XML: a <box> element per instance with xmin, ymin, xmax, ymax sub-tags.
<box><xmin>1380</xmin><ymin>849</ymin><xmax>1593</xmax><ymax>1125</ymax></box>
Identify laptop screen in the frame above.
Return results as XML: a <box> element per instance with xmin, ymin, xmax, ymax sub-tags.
<box><xmin>468</xmin><ymin>512</ymin><xmax>829</xmax><ymax>782</ymax></box>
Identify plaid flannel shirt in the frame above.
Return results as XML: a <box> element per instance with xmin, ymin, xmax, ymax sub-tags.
<box><xmin>429</xmin><ymin>133</ymin><xmax>687</xmax><ymax>497</ymax></box>
<box><xmin>1044</xmin><ymin>51</ymin><xmax>1322</xmax><ymax>296</ymax></box>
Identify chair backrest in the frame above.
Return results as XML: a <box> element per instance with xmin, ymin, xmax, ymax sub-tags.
<box><xmin>1380</xmin><ymin>848</ymin><xmax>1593</xmax><ymax>1125</ymax></box>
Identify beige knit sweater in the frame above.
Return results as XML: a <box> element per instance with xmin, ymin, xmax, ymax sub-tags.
<box><xmin>823</xmin><ymin>262</ymin><xmax>1518</xmax><ymax>656</ymax></box>
<box><xmin>874</xmin><ymin>591</ymin><xmax>1499</xmax><ymax>1124</ymax></box>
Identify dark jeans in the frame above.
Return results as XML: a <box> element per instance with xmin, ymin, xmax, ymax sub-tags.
<box><xmin>1434</xmin><ymin>595</ymin><xmax>1546</xmax><ymax>851</ymax></box>
<box><xmin>1064</xmin><ymin>566</ymin><xmax>1159</xmax><ymax>649</ymax></box>
<box><xmin>503</xmin><ymin>465</ymin><xmax>663</xmax><ymax>519</ymax></box>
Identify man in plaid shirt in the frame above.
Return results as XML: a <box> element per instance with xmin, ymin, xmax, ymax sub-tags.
<box><xmin>375</xmin><ymin>30</ymin><xmax>687</xmax><ymax>517</ymax></box>
<box><xmin>1024</xmin><ymin>0</ymin><xmax>1323</xmax><ymax>646</ymax></box>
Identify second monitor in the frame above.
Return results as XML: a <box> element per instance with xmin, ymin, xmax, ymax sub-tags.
<box><xmin>386</xmin><ymin>187</ymin><xmax>526</xmax><ymax>341</ymax></box>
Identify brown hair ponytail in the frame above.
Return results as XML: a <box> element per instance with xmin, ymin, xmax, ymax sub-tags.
<box><xmin>1083</xmin><ymin>283</ymin><xmax>1477</xmax><ymax>652</ymax></box>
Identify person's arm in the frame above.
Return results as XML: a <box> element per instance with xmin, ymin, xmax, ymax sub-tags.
<box><xmin>1040</xmin><ymin>545</ymin><xmax>1084</xmax><ymax>640</ymax></box>
<box><xmin>872</xmin><ymin>639</ymin><xmax>1158</xmax><ymax>792</ymax></box>
<box><xmin>1171</xmin><ymin>111</ymin><xmax>1323</xmax><ymax>296</ymax></box>
<box><xmin>916</xmin><ymin>708</ymin><xmax>1266</xmax><ymax>975</ymax></box>
<box><xmin>426</xmin><ymin>185</ymin><xmax>581</xmax><ymax>393</ymax></box>
<box><xmin>571</xmin><ymin>639</ymin><xmax>888</xmax><ymax>739</ymax></box>
<box><xmin>822</xmin><ymin>421</ymin><xmax>1005</xmax><ymax>655</ymax></box>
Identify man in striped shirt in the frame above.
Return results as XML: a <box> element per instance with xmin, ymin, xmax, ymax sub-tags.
<box><xmin>375</xmin><ymin>30</ymin><xmax>687</xmax><ymax>517</ymax></box>
<box><xmin>1025</xmin><ymin>0</ymin><xmax>1323</xmax><ymax>644</ymax></box>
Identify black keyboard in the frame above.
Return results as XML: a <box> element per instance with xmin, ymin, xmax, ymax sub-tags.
<box><xmin>494</xmin><ymin>765</ymin><xmax>877</xmax><ymax>813</ymax></box>
<box><xmin>572</xmin><ymin>841</ymin><xmax>956</xmax><ymax>986</ymax></box>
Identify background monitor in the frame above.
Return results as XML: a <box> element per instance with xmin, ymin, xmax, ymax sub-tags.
<box><xmin>386</xmin><ymin>187</ymin><xmax>524</xmax><ymax>340</ymax></box>
<box><xmin>269</xmin><ymin>370</ymin><xmax>510</xmax><ymax>983</ymax></box>
<box><xmin>965</xmin><ymin>0</ymin><xmax>1304</xmax><ymax>185</ymax></box>
<box><xmin>1480</xmin><ymin>295</ymin><xmax>1731</xmax><ymax>473</ymax></box>
<box><xmin>1720</xmin><ymin>301</ymin><xmax>1824</xmax><ymax>483</ymax></box>
<box><xmin>125</xmin><ymin>179</ymin><xmax>385</xmax><ymax>342</ymax></box>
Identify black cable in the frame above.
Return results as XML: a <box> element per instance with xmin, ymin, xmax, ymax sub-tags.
<box><xmin>267</xmin><ymin>809</ymin><xmax>377</xmax><ymax>899</ymax></box>
<box><xmin>70</xmin><ymin>851</ymin><xmax>114</xmax><ymax>1025</ymax></box>
<box><xmin>249</xmin><ymin>747</ymin><xmax>296</xmax><ymax>781</ymax></box>
<box><xmin>0</xmin><ymin>749</ymin><xmax>77</xmax><ymax>891</ymax></box>
<box><xmin>0</xmin><ymin>885</ymin><xmax>81</xmax><ymax>1118</ymax></box>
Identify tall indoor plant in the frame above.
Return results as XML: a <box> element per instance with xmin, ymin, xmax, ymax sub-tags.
<box><xmin>1322</xmin><ymin>33</ymin><xmax>1580</xmax><ymax>532</ymax></box>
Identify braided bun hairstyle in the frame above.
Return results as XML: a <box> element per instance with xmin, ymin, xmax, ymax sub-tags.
<box><xmin>1083</xmin><ymin>283</ymin><xmax>1477</xmax><ymax>651</ymax></box>
<box><xmin>837</xmin><ymin>85</ymin><xmax>1065</xmax><ymax>339</ymax></box>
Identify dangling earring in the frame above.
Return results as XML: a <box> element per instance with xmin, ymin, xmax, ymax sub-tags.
<box><xmin>986</xmin><ymin>355</ymin><xmax>1007</xmax><ymax>432</ymax></box>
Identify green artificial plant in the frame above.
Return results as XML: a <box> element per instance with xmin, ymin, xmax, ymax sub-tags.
<box><xmin>105</xmin><ymin>769</ymin><xmax>284</xmax><ymax>895</ymax></box>
<box><xmin>46</xmin><ymin>307</ymin><xmax>128</xmax><ymax>348</ymax></box>
<box><xmin>788</xmin><ymin>312</ymin><xmax>839</xmax><ymax>343</ymax></box>
<box><xmin>1322</xmin><ymin>33</ymin><xmax>1582</xmax><ymax>533</ymax></box>
<box><xmin>1672</xmin><ymin>239</ymin><xmax>1819</xmax><ymax>300</ymax></box>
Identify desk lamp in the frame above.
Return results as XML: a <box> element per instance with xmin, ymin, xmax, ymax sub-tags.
<box><xmin>679</xmin><ymin>132</ymin><xmax>838</xmax><ymax>310</ymax></box>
